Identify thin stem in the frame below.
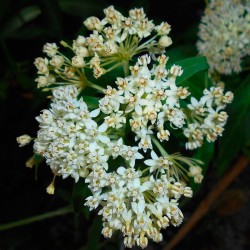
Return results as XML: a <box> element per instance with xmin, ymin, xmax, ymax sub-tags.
<box><xmin>0</xmin><ymin>206</ymin><xmax>72</xmax><ymax>231</ymax></box>
<box><xmin>123</xmin><ymin>60</ymin><xmax>130</xmax><ymax>77</ymax></box>
<box><xmin>151</xmin><ymin>135</ymin><xmax>169</xmax><ymax>157</ymax></box>
<box><xmin>105</xmin><ymin>62</ymin><xmax>123</xmax><ymax>73</ymax></box>
<box><xmin>87</xmin><ymin>82</ymin><xmax>105</xmax><ymax>92</ymax></box>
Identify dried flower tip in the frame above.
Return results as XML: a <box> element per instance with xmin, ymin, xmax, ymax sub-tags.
<box><xmin>25</xmin><ymin>156</ymin><xmax>35</xmax><ymax>168</ymax></box>
<box><xmin>46</xmin><ymin>175</ymin><xmax>56</xmax><ymax>195</ymax></box>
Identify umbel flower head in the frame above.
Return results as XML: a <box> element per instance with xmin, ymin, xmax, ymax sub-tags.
<box><xmin>20</xmin><ymin>54</ymin><xmax>233</xmax><ymax>248</ymax></box>
<box><xmin>34</xmin><ymin>6</ymin><xmax>172</xmax><ymax>91</ymax></box>
<box><xmin>18</xmin><ymin>5</ymin><xmax>234</xmax><ymax>249</ymax></box>
<box><xmin>197</xmin><ymin>0</ymin><xmax>250</xmax><ymax>75</ymax></box>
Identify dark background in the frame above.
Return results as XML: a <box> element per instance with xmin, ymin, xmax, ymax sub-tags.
<box><xmin>0</xmin><ymin>0</ymin><xmax>250</xmax><ymax>249</ymax></box>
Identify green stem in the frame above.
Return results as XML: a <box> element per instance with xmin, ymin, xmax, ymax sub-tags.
<box><xmin>87</xmin><ymin>82</ymin><xmax>105</xmax><ymax>92</ymax></box>
<box><xmin>0</xmin><ymin>206</ymin><xmax>72</xmax><ymax>231</ymax></box>
<box><xmin>151</xmin><ymin>135</ymin><xmax>169</xmax><ymax>157</ymax></box>
<box><xmin>122</xmin><ymin>60</ymin><xmax>130</xmax><ymax>77</ymax></box>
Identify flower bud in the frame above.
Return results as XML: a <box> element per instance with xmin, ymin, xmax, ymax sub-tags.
<box><xmin>158</xmin><ymin>36</ymin><xmax>172</xmax><ymax>48</ymax></box>
<box><xmin>17</xmin><ymin>134</ymin><xmax>32</xmax><ymax>147</ymax></box>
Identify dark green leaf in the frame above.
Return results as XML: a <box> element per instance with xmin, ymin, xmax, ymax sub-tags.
<box><xmin>216</xmin><ymin>74</ymin><xmax>250</xmax><ymax>176</ymax></box>
<box><xmin>72</xmin><ymin>179</ymin><xmax>91</xmax><ymax>218</ymax></box>
<box><xmin>191</xmin><ymin>142</ymin><xmax>214</xmax><ymax>195</ymax></box>
<box><xmin>173</xmin><ymin>56</ymin><xmax>210</xmax><ymax>84</ymax></box>
<box><xmin>82</xmin><ymin>96</ymin><xmax>99</xmax><ymax>110</ymax></box>
<box><xmin>184</xmin><ymin>70</ymin><xmax>212</xmax><ymax>98</ymax></box>
<box><xmin>166</xmin><ymin>44</ymin><xmax>197</xmax><ymax>64</ymax></box>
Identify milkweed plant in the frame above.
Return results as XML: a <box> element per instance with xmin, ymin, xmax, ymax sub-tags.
<box><xmin>16</xmin><ymin>4</ymin><xmax>249</xmax><ymax>248</ymax></box>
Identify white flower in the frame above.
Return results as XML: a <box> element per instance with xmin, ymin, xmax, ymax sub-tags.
<box><xmin>122</xmin><ymin>146</ymin><xmax>144</xmax><ymax>168</ymax></box>
<box><xmin>72</xmin><ymin>55</ymin><xmax>85</xmax><ymax>67</ymax></box>
<box><xmin>187</xmin><ymin>97</ymin><xmax>207</xmax><ymax>116</ymax></box>
<box><xmin>107</xmin><ymin>138</ymin><xmax>124</xmax><ymax>159</ymax></box>
<box><xmin>43</xmin><ymin>43</ymin><xmax>58</xmax><ymax>57</ymax></box>
<box><xmin>34</xmin><ymin>57</ymin><xmax>49</xmax><ymax>74</ymax></box>
<box><xmin>155</xmin><ymin>22</ymin><xmax>171</xmax><ymax>35</ymax></box>
<box><xmin>17</xmin><ymin>134</ymin><xmax>32</xmax><ymax>147</ymax></box>
<box><xmin>84</xmin><ymin>16</ymin><xmax>103</xmax><ymax>31</ymax></box>
<box><xmin>144</xmin><ymin>150</ymin><xmax>173</xmax><ymax>173</ymax></box>
<box><xmin>50</xmin><ymin>55</ymin><xmax>64</xmax><ymax>68</ymax></box>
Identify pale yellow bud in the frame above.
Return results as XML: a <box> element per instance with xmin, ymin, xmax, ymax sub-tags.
<box><xmin>46</xmin><ymin>175</ymin><xmax>56</xmax><ymax>195</ymax></box>
<box><xmin>17</xmin><ymin>134</ymin><xmax>32</xmax><ymax>147</ymax></box>
<box><xmin>158</xmin><ymin>36</ymin><xmax>172</xmax><ymax>48</ymax></box>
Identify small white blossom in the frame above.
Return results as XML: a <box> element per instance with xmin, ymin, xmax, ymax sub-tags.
<box><xmin>17</xmin><ymin>134</ymin><xmax>32</xmax><ymax>147</ymax></box>
<box><xmin>197</xmin><ymin>0</ymin><xmax>250</xmax><ymax>75</ymax></box>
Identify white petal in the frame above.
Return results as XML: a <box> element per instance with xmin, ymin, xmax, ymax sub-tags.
<box><xmin>98</xmin><ymin>135</ymin><xmax>110</xmax><ymax>143</ymax></box>
<box><xmin>90</xmin><ymin>108</ymin><xmax>100</xmax><ymax>118</ymax></box>
<box><xmin>144</xmin><ymin>159</ymin><xmax>155</xmax><ymax>167</ymax></box>
<box><xmin>117</xmin><ymin>166</ymin><xmax>126</xmax><ymax>175</ymax></box>
<box><xmin>191</xmin><ymin>97</ymin><xmax>198</xmax><ymax>106</ymax></box>
<box><xmin>98</xmin><ymin>122</ymin><xmax>108</xmax><ymax>132</ymax></box>
<box><xmin>137</xmin><ymin>200</ymin><xmax>145</xmax><ymax>214</ymax></box>
<box><xmin>131</xmin><ymin>202</ymin><xmax>138</xmax><ymax>214</ymax></box>
<box><xmin>135</xmin><ymin>104</ymin><xmax>142</xmax><ymax>115</ymax></box>
<box><xmin>151</xmin><ymin>150</ymin><xmax>158</xmax><ymax>160</ymax></box>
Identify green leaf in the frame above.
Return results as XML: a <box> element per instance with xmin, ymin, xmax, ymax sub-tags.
<box><xmin>166</xmin><ymin>56</ymin><xmax>212</xmax><ymax>99</ymax></box>
<box><xmin>191</xmin><ymin>142</ymin><xmax>215</xmax><ymax>195</ymax></box>
<box><xmin>72</xmin><ymin>179</ymin><xmax>91</xmax><ymax>218</ymax></box>
<box><xmin>216</xmin><ymin>74</ymin><xmax>250</xmax><ymax>176</ymax></box>
<box><xmin>173</xmin><ymin>56</ymin><xmax>210</xmax><ymax>84</ymax></box>
<box><xmin>82</xmin><ymin>96</ymin><xmax>99</xmax><ymax>110</ymax></box>
<box><xmin>184</xmin><ymin>70</ymin><xmax>212</xmax><ymax>98</ymax></box>
<box><xmin>166</xmin><ymin>44</ymin><xmax>197</xmax><ymax>64</ymax></box>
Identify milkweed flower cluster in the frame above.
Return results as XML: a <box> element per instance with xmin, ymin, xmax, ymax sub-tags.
<box><xmin>17</xmin><ymin>5</ymin><xmax>234</xmax><ymax>249</ymax></box>
<box><xmin>18</xmin><ymin>54</ymin><xmax>233</xmax><ymax>248</ymax></box>
<box><xmin>197</xmin><ymin>0</ymin><xmax>250</xmax><ymax>75</ymax></box>
<box><xmin>34</xmin><ymin>6</ymin><xmax>172</xmax><ymax>91</ymax></box>
<box><xmin>98</xmin><ymin>54</ymin><xmax>233</xmax><ymax>151</ymax></box>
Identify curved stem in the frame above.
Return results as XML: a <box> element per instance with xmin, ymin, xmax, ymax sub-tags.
<box><xmin>0</xmin><ymin>206</ymin><xmax>72</xmax><ymax>231</ymax></box>
<box><xmin>151</xmin><ymin>135</ymin><xmax>169</xmax><ymax>157</ymax></box>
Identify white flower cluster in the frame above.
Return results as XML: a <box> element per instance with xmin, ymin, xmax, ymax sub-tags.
<box><xmin>184</xmin><ymin>86</ymin><xmax>233</xmax><ymax>149</ymax></box>
<box><xmin>18</xmin><ymin>3</ymin><xmax>236</xmax><ymax>248</ymax></box>
<box><xmin>197</xmin><ymin>0</ymin><xmax>250</xmax><ymax>75</ymax></box>
<box><xmin>33</xmin><ymin>86</ymin><xmax>106</xmax><ymax>181</ymax></box>
<box><xmin>33</xmin><ymin>85</ymin><xmax>144</xmax><ymax>183</ymax></box>
<box><xmin>34</xmin><ymin>6</ymin><xmax>172</xmax><ymax>90</ymax></box>
<box><xmin>32</xmin><ymin>84</ymin><xmax>200</xmax><ymax>248</ymax></box>
<box><xmin>86</xmin><ymin>165</ymin><xmax>192</xmax><ymax>248</ymax></box>
<box><xmin>23</xmin><ymin>53</ymin><xmax>233</xmax><ymax>248</ymax></box>
<box><xmin>83</xmin><ymin>5</ymin><xmax>172</xmax><ymax>77</ymax></box>
<box><xmin>98</xmin><ymin>54</ymin><xmax>233</xmax><ymax>151</ymax></box>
